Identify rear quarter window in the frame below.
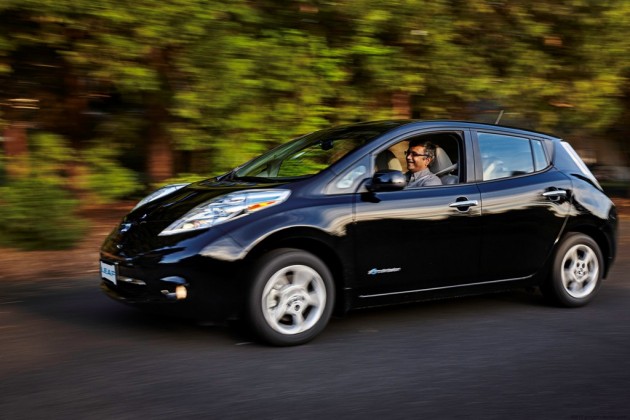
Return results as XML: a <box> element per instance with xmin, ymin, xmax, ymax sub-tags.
<box><xmin>532</xmin><ymin>139</ymin><xmax>549</xmax><ymax>171</ymax></box>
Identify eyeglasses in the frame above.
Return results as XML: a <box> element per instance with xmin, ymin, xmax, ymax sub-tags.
<box><xmin>405</xmin><ymin>150</ymin><xmax>430</xmax><ymax>158</ymax></box>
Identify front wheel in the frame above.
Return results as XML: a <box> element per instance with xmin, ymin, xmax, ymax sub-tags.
<box><xmin>542</xmin><ymin>233</ymin><xmax>603</xmax><ymax>307</ymax></box>
<box><xmin>247</xmin><ymin>249</ymin><xmax>335</xmax><ymax>346</ymax></box>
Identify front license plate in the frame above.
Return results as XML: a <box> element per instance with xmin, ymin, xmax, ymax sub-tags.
<box><xmin>100</xmin><ymin>261</ymin><xmax>117</xmax><ymax>285</ymax></box>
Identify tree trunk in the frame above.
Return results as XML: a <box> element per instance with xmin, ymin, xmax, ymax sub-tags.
<box><xmin>147</xmin><ymin>132</ymin><xmax>173</xmax><ymax>183</ymax></box>
<box><xmin>145</xmin><ymin>46</ymin><xmax>174</xmax><ymax>184</ymax></box>
<box><xmin>392</xmin><ymin>91</ymin><xmax>411</xmax><ymax>119</ymax></box>
<box><xmin>146</xmin><ymin>105</ymin><xmax>173</xmax><ymax>184</ymax></box>
<box><xmin>3</xmin><ymin>122</ymin><xmax>29</xmax><ymax>178</ymax></box>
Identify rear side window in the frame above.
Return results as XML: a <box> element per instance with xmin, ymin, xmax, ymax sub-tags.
<box><xmin>478</xmin><ymin>132</ymin><xmax>549</xmax><ymax>181</ymax></box>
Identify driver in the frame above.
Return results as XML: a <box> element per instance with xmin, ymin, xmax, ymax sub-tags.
<box><xmin>405</xmin><ymin>140</ymin><xmax>442</xmax><ymax>187</ymax></box>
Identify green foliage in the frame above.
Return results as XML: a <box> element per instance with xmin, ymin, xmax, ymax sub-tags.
<box><xmin>25</xmin><ymin>133</ymin><xmax>138</xmax><ymax>203</ymax></box>
<box><xmin>4</xmin><ymin>0</ymin><xmax>630</xmax><ymax>252</ymax></box>
<box><xmin>0</xmin><ymin>178</ymin><xmax>87</xmax><ymax>250</ymax></box>
<box><xmin>28</xmin><ymin>132</ymin><xmax>76</xmax><ymax>187</ymax></box>
<box><xmin>80</xmin><ymin>144</ymin><xmax>140</xmax><ymax>204</ymax></box>
<box><xmin>0</xmin><ymin>131</ymin><xmax>137</xmax><ymax>249</ymax></box>
<box><xmin>2</xmin><ymin>0</ymin><xmax>630</xmax><ymax>190</ymax></box>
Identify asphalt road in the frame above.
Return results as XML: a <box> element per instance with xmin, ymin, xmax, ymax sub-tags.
<box><xmin>1</xmin><ymin>223</ymin><xmax>629</xmax><ymax>419</ymax></box>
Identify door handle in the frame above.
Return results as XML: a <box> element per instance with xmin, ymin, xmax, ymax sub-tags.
<box><xmin>448</xmin><ymin>199</ymin><xmax>479</xmax><ymax>212</ymax></box>
<box><xmin>542</xmin><ymin>190</ymin><xmax>567</xmax><ymax>200</ymax></box>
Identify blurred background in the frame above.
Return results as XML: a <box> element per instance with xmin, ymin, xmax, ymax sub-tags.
<box><xmin>2</xmin><ymin>0</ymin><xmax>630</xmax><ymax>251</ymax></box>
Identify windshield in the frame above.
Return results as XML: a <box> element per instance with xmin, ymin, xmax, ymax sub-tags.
<box><xmin>233</xmin><ymin>124</ymin><xmax>390</xmax><ymax>181</ymax></box>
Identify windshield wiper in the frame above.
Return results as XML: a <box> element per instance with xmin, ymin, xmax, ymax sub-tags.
<box><xmin>233</xmin><ymin>176</ymin><xmax>272</xmax><ymax>183</ymax></box>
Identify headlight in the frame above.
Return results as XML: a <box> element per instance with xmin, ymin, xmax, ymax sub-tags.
<box><xmin>159</xmin><ymin>189</ymin><xmax>291</xmax><ymax>236</ymax></box>
<box><xmin>132</xmin><ymin>183</ymin><xmax>190</xmax><ymax>211</ymax></box>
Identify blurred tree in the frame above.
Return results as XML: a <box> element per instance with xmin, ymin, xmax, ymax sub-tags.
<box><xmin>4</xmin><ymin>0</ymin><xmax>630</xmax><ymax>249</ymax></box>
<box><xmin>589</xmin><ymin>1</ymin><xmax>630</xmax><ymax>164</ymax></box>
<box><xmin>448</xmin><ymin>0</ymin><xmax>625</xmax><ymax>134</ymax></box>
<box><xmin>0</xmin><ymin>132</ymin><xmax>88</xmax><ymax>250</ymax></box>
<box><xmin>0</xmin><ymin>0</ymin><xmax>629</xmax><ymax>188</ymax></box>
<box><xmin>0</xmin><ymin>177</ymin><xmax>87</xmax><ymax>250</ymax></box>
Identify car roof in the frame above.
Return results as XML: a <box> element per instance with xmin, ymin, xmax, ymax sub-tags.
<box><xmin>361</xmin><ymin>120</ymin><xmax>562</xmax><ymax>141</ymax></box>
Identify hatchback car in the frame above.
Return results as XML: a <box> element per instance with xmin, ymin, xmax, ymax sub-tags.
<box><xmin>100</xmin><ymin>120</ymin><xmax>617</xmax><ymax>346</ymax></box>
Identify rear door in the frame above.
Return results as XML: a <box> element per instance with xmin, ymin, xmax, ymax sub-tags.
<box><xmin>474</xmin><ymin>130</ymin><xmax>572</xmax><ymax>282</ymax></box>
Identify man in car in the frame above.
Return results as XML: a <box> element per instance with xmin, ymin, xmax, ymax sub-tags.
<box><xmin>405</xmin><ymin>140</ymin><xmax>442</xmax><ymax>187</ymax></box>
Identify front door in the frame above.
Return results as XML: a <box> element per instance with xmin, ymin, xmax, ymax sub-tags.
<box><xmin>352</xmin><ymin>184</ymin><xmax>482</xmax><ymax>297</ymax></box>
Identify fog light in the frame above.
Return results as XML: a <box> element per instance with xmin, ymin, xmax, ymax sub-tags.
<box><xmin>175</xmin><ymin>285</ymin><xmax>188</xmax><ymax>300</ymax></box>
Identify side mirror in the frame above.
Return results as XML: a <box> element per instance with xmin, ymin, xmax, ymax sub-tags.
<box><xmin>367</xmin><ymin>170</ymin><xmax>406</xmax><ymax>192</ymax></box>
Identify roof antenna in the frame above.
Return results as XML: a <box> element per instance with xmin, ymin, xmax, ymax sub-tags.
<box><xmin>495</xmin><ymin>110</ymin><xmax>504</xmax><ymax>125</ymax></box>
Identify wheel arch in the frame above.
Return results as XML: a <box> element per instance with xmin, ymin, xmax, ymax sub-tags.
<box><xmin>243</xmin><ymin>227</ymin><xmax>350</xmax><ymax>315</ymax></box>
<box><xmin>560</xmin><ymin>224</ymin><xmax>614</xmax><ymax>278</ymax></box>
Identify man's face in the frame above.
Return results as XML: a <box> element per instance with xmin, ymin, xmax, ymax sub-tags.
<box><xmin>406</xmin><ymin>145</ymin><xmax>430</xmax><ymax>173</ymax></box>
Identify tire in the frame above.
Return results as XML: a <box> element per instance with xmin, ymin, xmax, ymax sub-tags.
<box><xmin>246</xmin><ymin>249</ymin><xmax>335</xmax><ymax>346</ymax></box>
<box><xmin>542</xmin><ymin>233</ymin><xmax>603</xmax><ymax>307</ymax></box>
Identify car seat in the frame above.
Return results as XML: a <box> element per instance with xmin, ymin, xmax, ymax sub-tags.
<box><xmin>430</xmin><ymin>146</ymin><xmax>458</xmax><ymax>184</ymax></box>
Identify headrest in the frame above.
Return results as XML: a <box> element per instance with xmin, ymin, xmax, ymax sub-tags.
<box><xmin>376</xmin><ymin>150</ymin><xmax>403</xmax><ymax>172</ymax></box>
<box><xmin>430</xmin><ymin>146</ymin><xmax>453</xmax><ymax>174</ymax></box>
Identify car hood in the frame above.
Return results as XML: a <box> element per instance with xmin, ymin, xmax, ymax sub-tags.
<box><xmin>101</xmin><ymin>179</ymin><xmax>290</xmax><ymax>258</ymax></box>
<box><xmin>125</xmin><ymin>179</ymin><xmax>289</xmax><ymax>225</ymax></box>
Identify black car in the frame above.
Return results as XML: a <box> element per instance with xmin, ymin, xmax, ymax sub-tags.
<box><xmin>100</xmin><ymin>120</ymin><xmax>617</xmax><ymax>346</ymax></box>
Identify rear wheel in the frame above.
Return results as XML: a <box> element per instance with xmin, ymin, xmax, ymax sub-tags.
<box><xmin>247</xmin><ymin>249</ymin><xmax>334</xmax><ymax>346</ymax></box>
<box><xmin>542</xmin><ymin>233</ymin><xmax>603</xmax><ymax>307</ymax></box>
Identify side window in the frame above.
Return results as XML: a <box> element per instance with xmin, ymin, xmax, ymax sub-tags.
<box><xmin>374</xmin><ymin>131</ymin><xmax>464</xmax><ymax>187</ymax></box>
<box><xmin>478</xmin><ymin>132</ymin><xmax>543</xmax><ymax>181</ymax></box>
<box><xmin>532</xmin><ymin>139</ymin><xmax>549</xmax><ymax>171</ymax></box>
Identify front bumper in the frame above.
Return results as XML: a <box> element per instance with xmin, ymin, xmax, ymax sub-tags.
<box><xmin>99</xmin><ymin>252</ymin><xmax>247</xmax><ymax>321</ymax></box>
<box><xmin>100</xmin><ymin>276</ymin><xmax>188</xmax><ymax>303</ymax></box>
